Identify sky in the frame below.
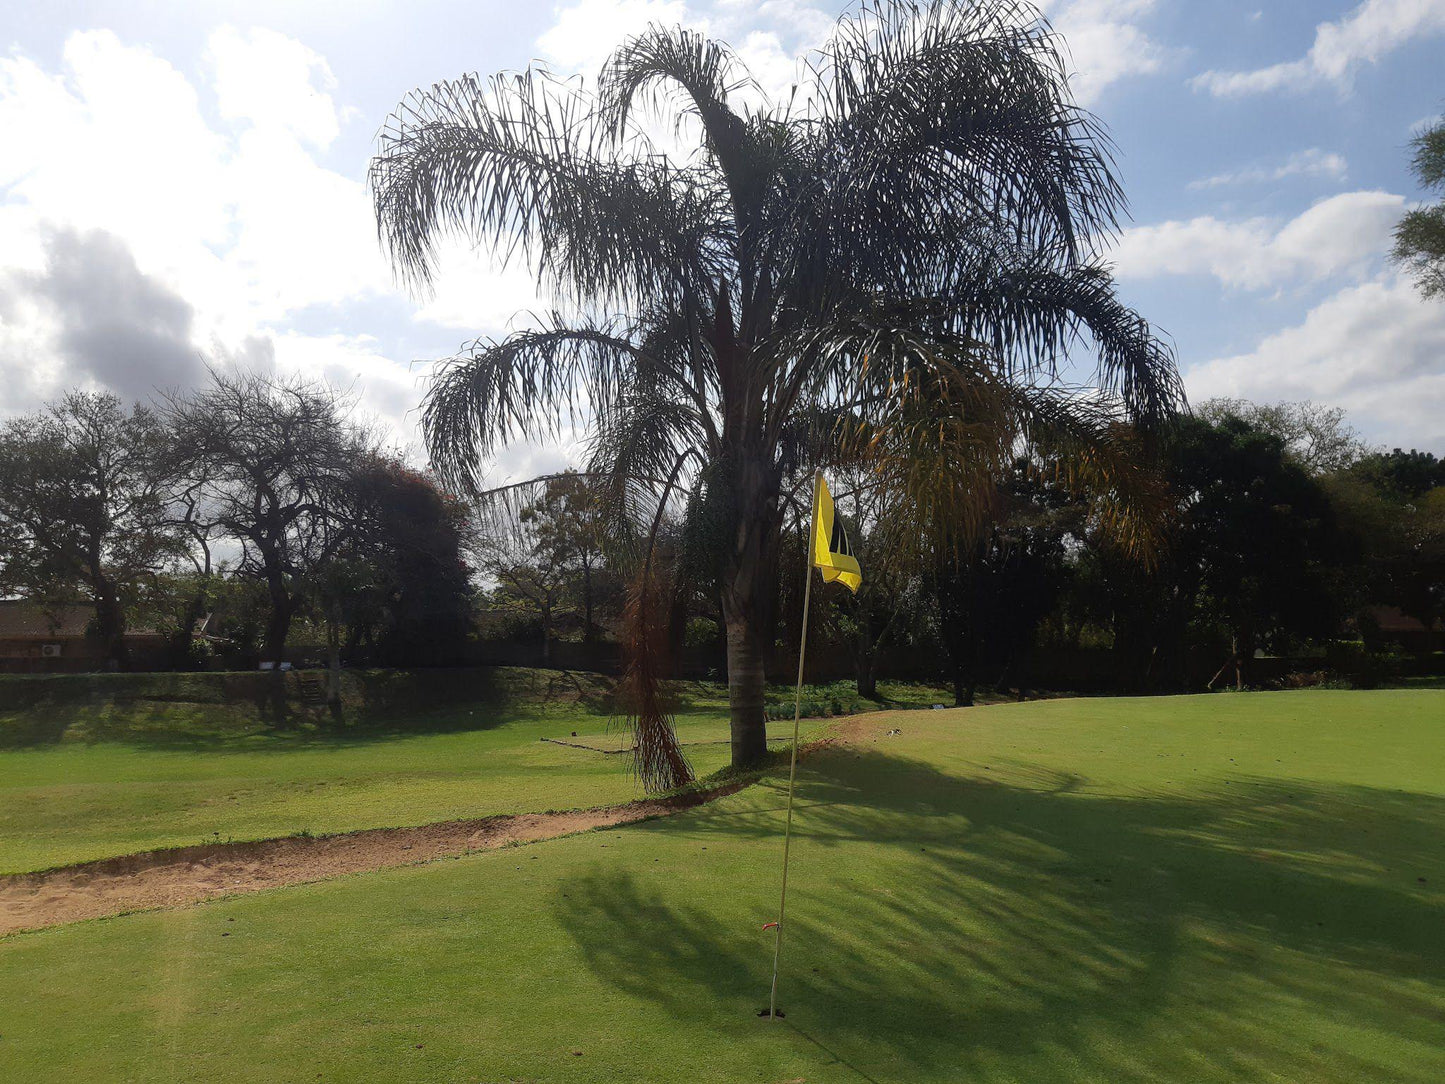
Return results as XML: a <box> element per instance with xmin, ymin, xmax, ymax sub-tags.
<box><xmin>1</xmin><ymin>0</ymin><xmax>1443</xmax><ymax>480</ymax></box>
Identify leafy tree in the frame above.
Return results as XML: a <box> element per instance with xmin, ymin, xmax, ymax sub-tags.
<box><xmin>137</xmin><ymin>570</ymin><xmax>222</xmax><ymax>670</ymax></box>
<box><xmin>0</xmin><ymin>393</ymin><xmax>185</xmax><ymax>666</ymax></box>
<box><xmin>1394</xmin><ymin>114</ymin><xmax>1445</xmax><ymax>297</ymax></box>
<box><xmin>519</xmin><ymin>471</ymin><xmax>612</xmax><ymax>643</ymax></box>
<box><xmin>1334</xmin><ymin>449</ymin><xmax>1445</xmax><ymax>648</ymax></box>
<box><xmin>1349</xmin><ymin>448</ymin><xmax>1445</xmax><ymax>499</ymax></box>
<box><xmin>929</xmin><ymin>463</ymin><xmax>1081</xmax><ymax>705</ymax></box>
<box><xmin>828</xmin><ymin>476</ymin><xmax>921</xmax><ymax>700</ymax></box>
<box><xmin>472</xmin><ymin>473</ymin><xmax>606</xmax><ymax>663</ymax></box>
<box><xmin>1057</xmin><ymin>412</ymin><xmax>1354</xmax><ymax>690</ymax></box>
<box><xmin>163</xmin><ymin>370</ymin><xmax>372</xmax><ymax>667</ymax></box>
<box><xmin>1168</xmin><ymin>413</ymin><xmax>1349</xmax><ymax>685</ymax></box>
<box><xmin>347</xmin><ymin>457</ymin><xmax>475</xmax><ymax>666</ymax></box>
<box><xmin>1067</xmin><ymin>530</ymin><xmax>1188</xmax><ymax>690</ymax></box>
<box><xmin>371</xmin><ymin>0</ymin><xmax>1181</xmax><ymax>785</ymax></box>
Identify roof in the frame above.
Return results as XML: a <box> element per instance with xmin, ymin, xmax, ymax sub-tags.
<box><xmin>1366</xmin><ymin>605</ymin><xmax>1442</xmax><ymax>634</ymax></box>
<box><xmin>0</xmin><ymin>600</ymin><xmax>164</xmax><ymax>640</ymax></box>
<box><xmin>0</xmin><ymin>601</ymin><xmax>93</xmax><ymax>639</ymax></box>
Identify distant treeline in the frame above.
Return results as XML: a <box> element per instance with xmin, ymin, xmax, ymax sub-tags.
<box><xmin>1</xmin><ymin>382</ymin><xmax>1440</xmax><ymax>699</ymax></box>
<box><xmin>0</xmin><ymin>371</ymin><xmax>473</xmax><ymax>680</ymax></box>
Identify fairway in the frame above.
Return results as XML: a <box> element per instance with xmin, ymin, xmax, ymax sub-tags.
<box><xmin>0</xmin><ymin>668</ymin><xmax>910</xmax><ymax>873</ymax></box>
<box><xmin>3</xmin><ymin>688</ymin><xmax>1443</xmax><ymax>1082</ymax></box>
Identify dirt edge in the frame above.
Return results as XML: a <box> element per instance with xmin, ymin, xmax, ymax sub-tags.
<box><xmin>0</xmin><ymin>726</ymin><xmax>864</xmax><ymax>938</ymax></box>
<box><xmin>0</xmin><ymin>781</ymin><xmax>746</xmax><ymax>937</ymax></box>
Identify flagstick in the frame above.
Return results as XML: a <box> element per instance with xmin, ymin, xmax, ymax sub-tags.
<box><xmin>769</xmin><ymin>472</ymin><xmax>819</xmax><ymax>1020</ymax></box>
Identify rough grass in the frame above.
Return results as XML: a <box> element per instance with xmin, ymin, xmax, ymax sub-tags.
<box><xmin>0</xmin><ymin>667</ymin><xmax>949</xmax><ymax>873</ymax></box>
<box><xmin>2</xmin><ymin>688</ymin><xmax>1442</xmax><ymax>1082</ymax></box>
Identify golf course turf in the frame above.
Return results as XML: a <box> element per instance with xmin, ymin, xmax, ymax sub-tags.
<box><xmin>0</xmin><ymin>668</ymin><xmax>912</xmax><ymax>873</ymax></box>
<box><xmin>2</xmin><ymin>687</ymin><xmax>1443</xmax><ymax>1081</ymax></box>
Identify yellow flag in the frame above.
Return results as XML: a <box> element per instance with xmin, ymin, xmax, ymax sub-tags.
<box><xmin>811</xmin><ymin>475</ymin><xmax>862</xmax><ymax>594</ymax></box>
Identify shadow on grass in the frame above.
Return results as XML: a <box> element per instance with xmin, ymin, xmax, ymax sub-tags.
<box><xmin>0</xmin><ymin>667</ymin><xmax>610</xmax><ymax>752</ymax></box>
<box><xmin>0</xmin><ymin>667</ymin><xmax>952</xmax><ymax>755</ymax></box>
<box><xmin>557</xmin><ymin>748</ymin><xmax>1445</xmax><ymax>1082</ymax></box>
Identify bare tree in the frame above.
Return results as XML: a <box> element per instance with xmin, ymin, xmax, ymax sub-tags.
<box><xmin>1199</xmin><ymin>398</ymin><xmax>1370</xmax><ymax>475</ymax></box>
<box><xmin>163</xmin><ymin>370</ymin><xmax>371</xmax><ymax>669</ymax></box>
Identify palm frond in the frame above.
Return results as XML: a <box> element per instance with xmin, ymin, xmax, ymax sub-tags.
<box><xmin>945</xmin><ymin>257</ymin><xmax>1185</xmax><ymax>424</ymax></box>
<box><xmin>613</xmin><ymin>453</ymin><xmax>696</xmax><ymax>792</ymax></box>
<box><xmin>799</xmin><ymin>0</ymin><xmax>1124</xmax><ymax>293</ymax></box>
<box><xmin>422</xmin><ymin>318</ymin><xmax>650</xmax><ymax>495</ymax></box>
<box><xmin>616</xmin><ymin>567</ymin><xmax>693</xmax><ymax>792</ymax></box>
<box><xmin>598</xmin><ymin>25</ymin><xmax>755</xmax><ymax>175</ymax></box>
<box><xmin>370</xmin><ymin>67</ymin><xmax>726</xmax><ymax>304</ymax></box>
<box><xmin>1010</xmin><ymin>390</ymin><xmax>1172</xmax><ymax>565</ymax></box>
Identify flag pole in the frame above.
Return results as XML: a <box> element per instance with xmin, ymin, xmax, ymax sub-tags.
<box><xmin>769</xmin><ymin>470</ymin><xmax>819</xmax><ymax>1020</ymax></box>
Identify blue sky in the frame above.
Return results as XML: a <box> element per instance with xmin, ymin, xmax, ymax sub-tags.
<box><xmin>2</xmin><ymin>0</ymin><xmax>1443</xmax><ymax>475</ymax></box>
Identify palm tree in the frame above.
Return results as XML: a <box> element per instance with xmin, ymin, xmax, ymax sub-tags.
<box><xmin>370</xmin><ymin>0</ymin><xmax>1184</xmax><ymax>789</ymax></box>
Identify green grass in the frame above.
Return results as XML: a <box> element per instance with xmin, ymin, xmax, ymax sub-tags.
<box><xmin>0</xmin><ymin>667</ymin><xmax>947</xmax><ymax>873</ymax></box>
<box><xmin>2</xmin><ymin>688</ymin><xmax>1443</xmax><ymax>1081</ymax></box>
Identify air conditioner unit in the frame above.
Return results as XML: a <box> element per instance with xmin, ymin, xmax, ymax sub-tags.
<box><xmin>40</xmin><ymin>644</ymin><xmax>62</xmax><ymax>658</ymax></box>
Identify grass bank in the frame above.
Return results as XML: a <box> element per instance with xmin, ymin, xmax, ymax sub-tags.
<box><xmin>0</xmin><ymin>667</ymin><xmax>948</xmax><ymax>872</ymax></box>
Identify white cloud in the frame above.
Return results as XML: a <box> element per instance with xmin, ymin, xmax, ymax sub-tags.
<box><xmin>207</xmin><ymin>26</ymin><xmax>344</xmax><ymax>148</ymax></box>
<box><xmin>1188</xmin><ymin>148</ymin><xmax>1349</xmax><ymax>190</ymax></box>
<box><xmin>0</xmin><ymin>27</ymin><xmax>391</xmax><ymax>324</ymax></box>
<box><xmin>220</xmin><ymin>125</ymin><xmax>390</xmax><ymax>326</ymax></box>
<box><xmin>734</xmin><ymin>29</ymin><xmax>805</xmax><ymax>104</ymax></box>
<box><xmin>1049</xmin><ymin>0</ymin><xmax>1171</xmax><ymax>105</ymax></box>
<box><xmin>0</xmin><ymin>31</ymin><xmax>231</xmax><ymax>271</ymax></box>
<box><xmin>1186</xmin><ymin>275</ymin><xmax>1445</xmax><ymax>452</ymax></box>
<box><xmin>537</xmin><ymin>0</ymin><xmax>690</xmax><ymax>74</ymax></box>
<box><xmin>747</xmin><ymin>0</ymin><xmax>837</xmax><ymax>43</ymax></box>
<box><xmin>1111</xmin><ymin>190</ymin><xmax>1405</xmax><ymax>289</ymax></box>
<box><xmin>0</xmin><ymin>27</ymin><xmax>421</xmax><ymax>439</ymax></box>
<box><xmin>1193</xmin><ymin>0</ymin><xmax>1445</xmax><ymax>98</ymax></box>
<box><xmin>414</xmin><ymin>249</ymin><xmax>549</xmax><ymax>333</ymax></box>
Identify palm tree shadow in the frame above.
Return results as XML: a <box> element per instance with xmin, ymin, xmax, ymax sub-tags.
<box><xmin>555</xmin><ymin>748</ymin><xmax>1445</xmax><ymax>1081</ymax></box>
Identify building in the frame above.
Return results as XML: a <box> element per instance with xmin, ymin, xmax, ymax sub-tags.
<box><xmin>0</xmin><ymin>601</ymin><xmax>173</xmax><ymax>673</ymax></box>
<box><xmin>1364</xmin><ymin>605</ymin><xmax>1442</xmax><ymax>656</ymax></box>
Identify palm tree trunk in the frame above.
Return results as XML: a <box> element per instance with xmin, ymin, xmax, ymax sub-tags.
<box><xmin>721</xmin><ymin>474</ymin><xmax>777</xmax><ymax>769</ymax></box>
<box><xmin>722</xmin><ymin>590</ymin><xmax>769</xmax><ymax>766</ymax></box>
